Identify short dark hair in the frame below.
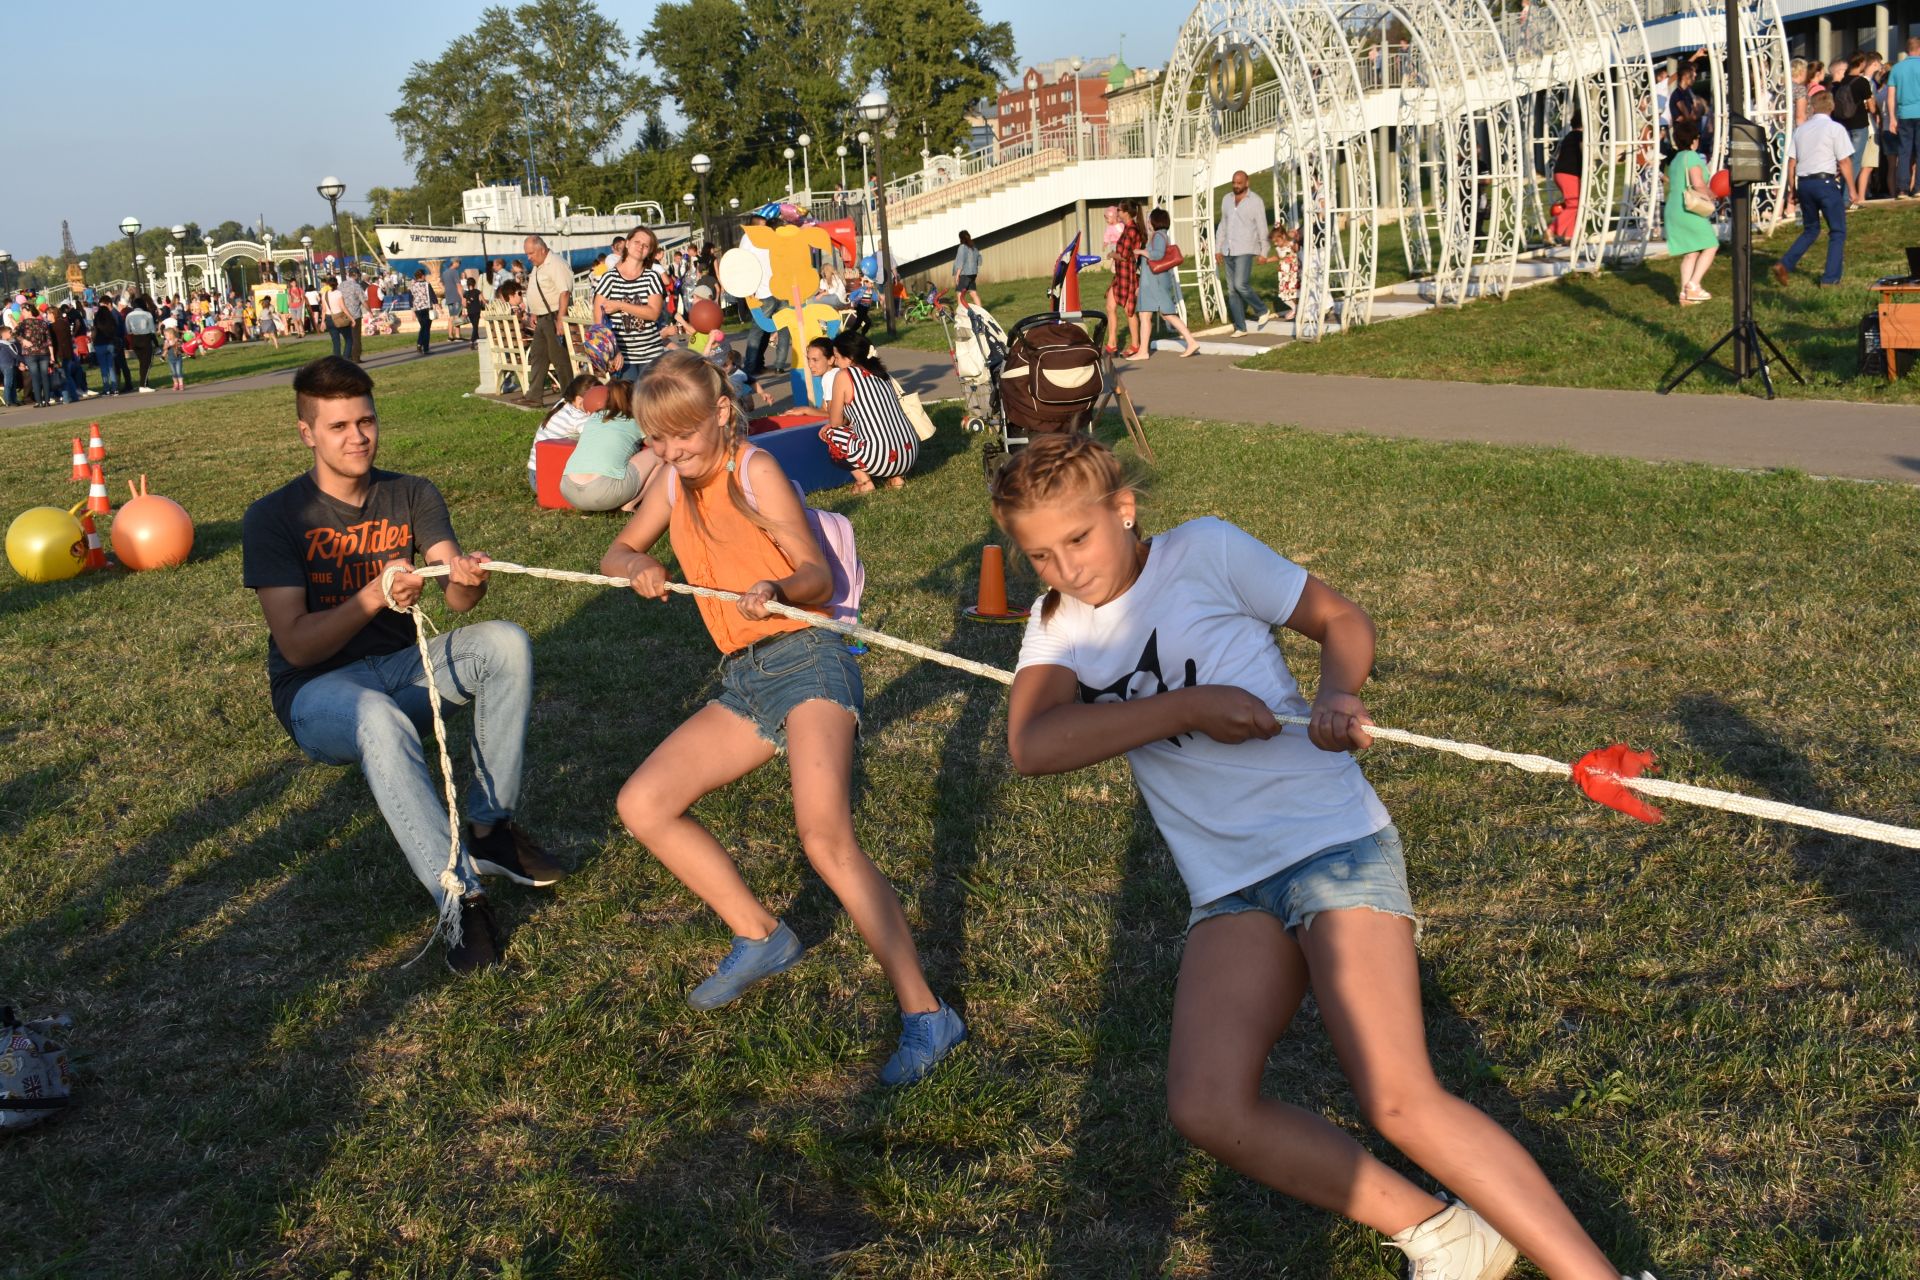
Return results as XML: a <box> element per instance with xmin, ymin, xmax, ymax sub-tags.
<box><xmin>294</xmin><ymin>355</ymin><xmax>374</xmax><ymax>425</ymax></box>
<box><xmin>1149</xmin><ymin>206</ymin><xmax>1170</xmax><ymax>230</ymax></box>
<box><xmin>958</xmin><ymin>230</ymin><xmax>972</xmax><ymax>245</ymax></box>
<box><xmin>1671</xmin><ymin>117</ymin><xmax>1701</xmax><ymax>150</ymax></box>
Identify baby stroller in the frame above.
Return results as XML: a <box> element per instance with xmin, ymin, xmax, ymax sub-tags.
<box><xmin>979</xmin><ymin>311</ymin><xmax>1109</xmax><ymax>479</ymax></box>
<box><xmin>938</xmin><ymin>300</ymin><xmax>1010</xmax><ymax>436</ymax></box>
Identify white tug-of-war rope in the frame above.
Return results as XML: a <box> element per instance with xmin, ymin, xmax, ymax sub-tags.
<box><xmin>383</xmin><ymin>559</ymin><xmax>1920</xmax><ymax>949</ymax></box>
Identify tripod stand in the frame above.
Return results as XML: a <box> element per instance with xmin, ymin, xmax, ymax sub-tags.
<box><xmin>1659</xmin><ymin>308</ymin><xmax>1801</xmax><ymax>398</ymax></box>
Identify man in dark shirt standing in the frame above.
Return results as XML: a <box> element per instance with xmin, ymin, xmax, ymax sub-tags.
<box><xmin>241</xmin><ymin>356</ymin><xmax>561</xmax><ymax>972</ymax></box>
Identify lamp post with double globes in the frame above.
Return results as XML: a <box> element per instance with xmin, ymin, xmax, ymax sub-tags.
<box><xmin>317</xmin><ymin>175</ymin><xmax>346</xmax><ymax>262</ymax></box>
<box><xmin>690</xmin><ymin>152</ymin><xmax>713</xmax><ymax>246</ymax></box>
<box><xmin>170</xmin><ymin>225</ymin><xmax>187</xmax><ymax>298</ymax></box>
<box><xmin>857</xmin><ymin>90</ymin><xmax>897</xmax><ymax>337</ymax></box>
<box><xmin>836</xmin><ymin>143</ymin><xmax>849</xmax><ymax>192</ymax></box>
<box><xmin>797</xmin><ymin>133</ymin><xmax>812</xmax><ymax>198</ymax></box>
<box><xmin>782</xmin><ymin>146</ymin><xmax>795</xmax><ymax>197</ymax></box>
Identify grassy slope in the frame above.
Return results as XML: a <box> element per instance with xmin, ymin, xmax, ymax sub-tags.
<box><xmin>1246</xmin><ymin>204</ymin><xmax>1920</xmax><ymax>403</ymax></box>
<box><xmin>1</xmin><ymin>356</ymin><xmax>1916</xmax><ymax>1277</ymax></box>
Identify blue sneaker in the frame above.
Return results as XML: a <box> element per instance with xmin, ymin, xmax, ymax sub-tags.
<box><xmin>687</xmin><ymin>921</ymin><xmax>804</xmax><ymax>1011</ymax></box>
<box><xmin>880</xmin><ymin>1001</ymin><xmax>966</xmax><ymax>1086</ymax></box>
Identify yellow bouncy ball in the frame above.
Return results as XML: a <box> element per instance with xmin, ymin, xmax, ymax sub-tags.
<box><xmin>6</xmin><ymin>506</ymin><xmax>87</xmax><ymax>583</ymax></box>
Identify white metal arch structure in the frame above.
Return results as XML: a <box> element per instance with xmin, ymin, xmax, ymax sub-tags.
<box><xmin>1156</xmin><ymin>0</ymin><xmax>1787</xmax><ymax>334</ymax></box>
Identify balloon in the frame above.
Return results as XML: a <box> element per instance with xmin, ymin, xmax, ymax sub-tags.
<box><xmin>859</xmin><ymin>254</ymin><xmax>878</xmax><ymax>278</ymax></box>
<box><xmin>181</xmin><ymin>337</ymin><xmax>201</xmax><ymax>356</ymax></box>
<box><xmin>200</xmin><ymin>327</ymin><xmax>228</xmax><ymax>349</ymax></box>
<box><xmin>113</xmin><ymin>478</ymin><xmax>194</xmax><ymax>571</ymax></box>
<box><xmin>687</xmin><ymin>299</ymin><xmax>725</xmax><ymax>334</ymax></box>
<box><xmin>717</xmin><ymin>247</ymin><xmax>766</xmax><ymax>299</ymax></box>
<box><xmin>6</xmin><ymin>507</ymin><xmax>86</xmax><ymax>583</ymax></box>
<box><xmin>1709</xmin><ymin>169</ymin><xmax>1731</xmax><ymax>200</ymax></box>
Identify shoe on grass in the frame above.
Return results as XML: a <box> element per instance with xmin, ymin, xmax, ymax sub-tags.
<box><xmin>880</xmin><ymin>1001</ymin><xmax>966</xmax><ymax>1086</ymax></box>
<box><xmin>1390</xmin><ymin>1201</ymin><xmax>1517</xmax><ymax>1280</ymax></box>
<box><xmin>471</xmin><ymin>820</ymin><xmax>565</xmax><ymax>886</ymax></box>
<box><xmin>688</xmin><ymin>921</ymin><xmax>804</xmax><ymax>1010</ymax></box>
<box><xmin>446</xmin><ymin>894</ymin><xmax>505</xmax><ymax>974</ymax></box>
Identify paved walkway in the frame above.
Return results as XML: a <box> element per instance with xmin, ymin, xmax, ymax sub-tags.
<box><xmin>8</xmin><ymin>332</ymin><xmax>1913</xmax><ymax>486</ymax></box>
<box><xmin>0</xmin><ymin>338</ymin><xmax>465</xmax><ymax>432</ymax></box>
<box><xmin>879</xmin><ymin>348</ymin><xmax>1920</xmax><ymax>486</ymax></box>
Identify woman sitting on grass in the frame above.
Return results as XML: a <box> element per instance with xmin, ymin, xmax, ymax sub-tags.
<box><xmin>820</xmin><ymin>332</ymin><xmax>918</xmax><ymax>493</ymax></box>
<box><xmin>559</xmin><ymin>377</ymin><xmax>661</xmax><ymax>512</ymax></box>
<box><xmin>994</xmin><ymin>432</ymin><xmax>1660</xmax><ymax>1280</ymax></box>
<box><xmin>527</xmin><ymin>373</ymin><xmax>601</xmax><ymax>492</ymax></box>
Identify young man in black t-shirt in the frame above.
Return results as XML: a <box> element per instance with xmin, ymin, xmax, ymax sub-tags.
<box><xmin>241</xmin><ymin>356</ymin><xmax>562</xmax><ymax>972</ymax></box>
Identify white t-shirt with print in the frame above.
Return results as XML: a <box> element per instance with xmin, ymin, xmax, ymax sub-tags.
<box><xmin>1015</xmin><ymin>517</ymin><xmax>1391</xmax><ymax>908</ymax></box>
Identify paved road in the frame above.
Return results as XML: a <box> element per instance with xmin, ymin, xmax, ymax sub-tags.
<box><xmin>879</xmin><ymin>347</ymin><xmax>1920</xmax><ymax>486</ymax></box>
<box><xmin>10</xmin><ymin>334</ymin><xmax>1914</xmax><ymax>487</ymax></box>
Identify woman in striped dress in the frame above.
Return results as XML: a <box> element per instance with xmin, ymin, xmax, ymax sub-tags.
<box><xmin>820</xmin><ymin>332</ymin><xmax>919</xmax><ymax>492</ymax></box>
<box><xmin>594</xmin><ymin>226</ymin><xmax>667</xmax><ymax>382</ymax></box>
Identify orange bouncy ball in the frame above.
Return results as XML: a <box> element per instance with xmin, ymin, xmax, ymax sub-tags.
<box><xmin>1709</xmin><ymin>169</ymin><xmax>1732</xmax><ymax>201</ymax></box>
<box><xmin>112</xmin><ymin>475</ymin><xmax>195</xmax><ymax>571</ymax></box>
<box><xmin>687</xmin><ymin>298</ymin><xmax>725</xmax><ymax>335</ymax></box>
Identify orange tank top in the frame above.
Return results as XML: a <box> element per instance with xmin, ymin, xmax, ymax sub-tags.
<box><xmin>668</xmin><ymin>443</ymin><xmax>814</xmax><ymax>653</ymax></box>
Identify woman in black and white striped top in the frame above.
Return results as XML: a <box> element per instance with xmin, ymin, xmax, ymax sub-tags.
<box><xmin>821</xmin><ymin>331</ymin><xmax>919</xmax><ymax>492</ymax></box>
<box><xmin>593</xmin><ymin>226</ymin><xmax>667</xmax><ymax>380</ymax></box>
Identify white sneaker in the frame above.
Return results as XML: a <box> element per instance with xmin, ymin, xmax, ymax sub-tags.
<box><xmin>137</xmin><ymin>386</ymin><xmax>154</xmax><ymax>394</ymax></box>
<box><xmin>1391</xmin><ymin>1202</ymin><xmax>1517</xmax><ymax>1280</ymax></box>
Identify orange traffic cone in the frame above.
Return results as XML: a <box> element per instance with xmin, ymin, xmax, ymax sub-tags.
<box><xmin>79</xmin><ymin>512</ymin><xmax>107</xmax><ymax>571</ymax></box>
<box><xmin>88</xmin><ymin>462</ymin><xmax>112</xmax><ymax>516</ymax></box>
<box><xmin>70</xmin><ymin>437</ymin><xmax>88</xmax><ymax>482</ymax></box>
<box><xmin>961</xmin><ymin>544</ymin><xmax>1029</xmax><ymax>624</ymax></box>
<box><xmin>87</xmin><ymin>423</ymin><xmax>105</xmax><ymax>463</ymax></box>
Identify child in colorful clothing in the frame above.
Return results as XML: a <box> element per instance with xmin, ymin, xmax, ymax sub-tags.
<box><xmin>599</xmin><ymin>351</ymin><xmax>963</xmax><ymax>1086</ymax></box>
<box><xmin>993</xmin><ymin>433</ymin><xmax>1660</xmax><ymax>1280</ymax></box>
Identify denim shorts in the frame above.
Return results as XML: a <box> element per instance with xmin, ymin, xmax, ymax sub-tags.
<box><xmin>712</xmin><ymin>627</ymin><xmax>862</xmax><ymax>753</ymax></box>
<box><xmin>1187</xmin><ymin>825</ymin><xmax>1416</xmax><ymax>936</ymax></box>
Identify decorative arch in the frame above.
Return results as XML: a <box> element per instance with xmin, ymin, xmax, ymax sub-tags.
<box><xmin>1155</xmin><ymin>0</ymin><xmax>1787</xmax><ymax>336</ymax></box>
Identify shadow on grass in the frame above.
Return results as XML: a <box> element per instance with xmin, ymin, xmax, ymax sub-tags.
<box><xmin>1674</xmin><ymin>693</ymin><xmax>1919</xmax><ymax>964</ymax></box>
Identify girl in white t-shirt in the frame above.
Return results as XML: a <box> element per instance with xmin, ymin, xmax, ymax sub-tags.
<box><xmin>994</xmin><ymin>434</ymin><xmax>1652</xmax><ymax>1280</ymax></box>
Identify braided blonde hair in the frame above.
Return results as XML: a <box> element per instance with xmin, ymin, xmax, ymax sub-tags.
<box><xmin>989</xmin><ymin>434</ymin><xmax>1138</xmax><ymax>621</ymax></box>
<box><xmin>636</xmin><ymin>350</ymin><xmax>774</xmax><ymax>538</ymax></box>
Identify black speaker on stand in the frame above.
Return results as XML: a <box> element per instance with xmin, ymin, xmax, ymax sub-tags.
<box><xmin>1660</xmin><ymin>7</ymin><xmax>1805</xmax><ymax>398</ymax></box>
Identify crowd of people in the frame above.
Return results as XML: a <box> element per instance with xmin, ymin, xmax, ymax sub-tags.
<box><xmin>2</xmin><ymin>290</ymin><xmax>213</xmax><ymax>405</ymax></box>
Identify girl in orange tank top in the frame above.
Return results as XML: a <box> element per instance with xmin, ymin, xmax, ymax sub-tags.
<box><xmin>598</xmin><ymin>353</ymin><xmax>965</xmax><ymax>1086</ymax></box>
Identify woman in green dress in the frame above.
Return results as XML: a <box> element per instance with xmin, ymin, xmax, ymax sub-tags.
<box><xmin>1663</xmin><ymin>117</ymin><xmax>1719</xmax><ymax>305</ymax></box>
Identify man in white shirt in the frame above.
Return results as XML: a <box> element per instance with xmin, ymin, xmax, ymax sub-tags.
<box><xmin>1773</xmin><ymin>91</ymin><xmax>1855</xmax><ymax>287</ymax></box>
<box><xmin>339</xmin><ymin>268</ymin><xmax>368</xmax><ymax>364</ymax></box>
<box><xmin>518</xmin><ymin>235</ymin><xmax>576</xmax><ymax>405</ymax></box>
<box><xmin>1653</xmin><ymin>63</ymin><xmax>1673</xmax><ymax>144</ymax></box>
<box><xmin>1213</xmin><ymin>170</ymin><xmax>1271</xmax><ymax>332</ymax></box>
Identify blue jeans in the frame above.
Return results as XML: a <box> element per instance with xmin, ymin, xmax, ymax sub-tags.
<box><xmin>712</xmin><ymin>627</ymin><xmax>863</xmax><ymax>753</ymax></box>
<box><xmin>165</xmin><ymin>349</ymin><xmax>185</xmax><ymax>382</ymax></box>
<box><xmin>1896</xmin><ymin>119</ymin><xmax>1920</xmax><ymax>196</ymax></box>
<box><xmin>95</xmin><ymin>343</ymin><xmax>118</xmax><ymax>394</ymax></box>
<box><xmin>61</xmin><ymin>356</ymin><xmax>85</xmax><ymax>402</ymax></box>
<box><xmin>1</xmin><ymin>362</ymin><xmax>15</xmax><ymax>404</ymax></box>
<box><xmin>25</xmin><ymin>355</ymin><xmax>51</xmax><ymax>404</ymax></box>
<box><xmin>288</xmin><ymin>620</ymin><xmax>534</xmax><ymax>907</ymax></box>
<box><xmin>415</xmin><ymin>308</ymin><xmax>432</xmax><ymax>353</ymax></box>
<box><xmin>328</xmin><ymin>322</ymin><xmax>348</xmax><ymax>359</ymax></box>
<box><xmin>1220</xmin><ymin>253</ymin><xmax>1263</xmax><ymax>330</ymax></box>
<box><xmin>1782</xmin><ymin>176</ymin><xmax>1847</xmax><ymax>284</ymax></box>
<box><xmin>1187</xmin><ymin>825</ymin><xmax>1416</xmax><ymax>935</ymax></box>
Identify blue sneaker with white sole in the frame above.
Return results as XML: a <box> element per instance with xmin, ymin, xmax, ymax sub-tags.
<box><xmin>880</xmin><ymin>1001</ymin><xmax>966</xmax><ymax>1086</ymax></box>
<box><xmin>687</xmin><ymin>921</ymin><xmax>805</xmax><ymax>1011</ymax></box>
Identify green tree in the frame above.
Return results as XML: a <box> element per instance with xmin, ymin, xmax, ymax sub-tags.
<box><xmin>391</xmin><ymin>0</ymin><xmax>651</xmax><ymax>209</ymax></box>
<box><xmin>853</xmin><ymin>0</ymin><xmax>1013</xmax><ymax>163</ymax></box>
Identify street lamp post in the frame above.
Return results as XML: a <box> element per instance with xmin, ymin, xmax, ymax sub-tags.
<box><xmin>135</xmin><ymin>253</ymin><xmax>146</xmax><ymax>294</ymax></box>
<box><xmin>690</xmin><ymin>153</ymin><xmax>713</xmax><ymax>247</ymax></box>
<box><xmin>857</xmin><ymin>90</ymin><xmax>897</xmax><ymax>338</ymax></box>
<box><xmin>857</xmin><ymin>130</ymin><xmax>873</xmax><ymax>260</ymax></box>
<box><xmin>170</xmin><ymin>225</ymin><xmax>187</xmax><ymax>299</ymax></box>
<box><xmin>300</xmin><ymin>235</ymin><xmax>313</xmax><ymax>291</ymax></box>
<box><xmin>797</xmin><ymin>133</ymin><xmax>812</xmax><ymax>199</ymax></box>
<box><xmin>119</xmin><ymin>217</ymin><xmax>141</xmax><ymax>291</ymax></box>
<box><xmin>263</xmin><ymin>233</ymin><xmax>274</xmax><ymax>284</ymax></box>
<box><xmin>836</xmin><ymin>144</ymin><xmax>849</xmax><ymax>192</ymax></box>
<box><xmin>317</xmin><ymin>175</ymin><xmax>347</xmax><ymax>263</ymax></box>
<box><xmin>782</xmin><ymin>146</ymin><xmax>795</xmax><ymax>197</ymax></box>
<box><xmin>1070</xmin><ymin>55</ymin><xmax>1084</xmax><ymax>160</ymax></box>
<box><xmin>473</xmin><ymin>216</ymin><xmax>488</xmax><ymax>275</ymax></box>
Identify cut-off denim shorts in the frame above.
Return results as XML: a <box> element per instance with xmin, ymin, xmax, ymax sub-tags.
<box><xmin>712</xmin><ymin>626</ymin><xmax>862</xmax><ymax>753</ymax></box>
<box><xmin>1187</xmin><ymin>825</ymin><xmax>1417</xmax><ymax>937</ymax></box>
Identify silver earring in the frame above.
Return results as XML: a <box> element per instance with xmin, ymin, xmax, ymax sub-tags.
<box><xmin>1123</xmin><ymin>518</ymin><xmax>1134</xmax><ymax>529</ymax></box>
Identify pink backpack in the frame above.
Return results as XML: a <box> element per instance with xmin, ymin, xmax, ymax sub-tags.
<box><xmin>666</xmin><ymin>444</ymin><xmax>865</xmax><ymax>621</ymax></box>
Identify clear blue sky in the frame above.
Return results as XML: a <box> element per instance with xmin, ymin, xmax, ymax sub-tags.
<box><xmin>0</xmin><ymin>0</ymin><xmax>1183</xmax><ymax>263</ymax></box>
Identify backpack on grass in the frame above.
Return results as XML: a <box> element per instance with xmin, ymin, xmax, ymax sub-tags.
<box><xmin>1</xmin><ymin>1007</ymin><xmax>72</xmax><ymax>1131</ymax></box>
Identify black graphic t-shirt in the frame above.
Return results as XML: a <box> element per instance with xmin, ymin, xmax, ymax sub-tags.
<box><xmin>1015</xmin><ymin>517</ymin><xmax>1390</xmax><ymax>908</ymax></box>
<box><xmin>241</xmin><ymin>469</ymin><xmax>456</xmax><ymax>736</ymax></box>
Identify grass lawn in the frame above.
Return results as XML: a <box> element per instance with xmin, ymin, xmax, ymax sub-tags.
<box><xmin>172</xmin><ymin>329</ymin><xmax>424</xmax><ymax>388</ymax></box>
<box><xmin>2</xmin><ymin>354</ymin><xmax>1917</xmax><ymax>1277</ymax></box>
<box><xmin>1245</xmin><ymin>203</ymin><xmax>1920</xmax><ymax>403</ymax></box>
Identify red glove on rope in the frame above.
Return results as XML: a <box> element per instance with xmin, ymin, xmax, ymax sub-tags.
<box><xmin>1571</xmin><ymin>744</ymin><xmax>1664</xmax><ymax>823</ymax></box>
